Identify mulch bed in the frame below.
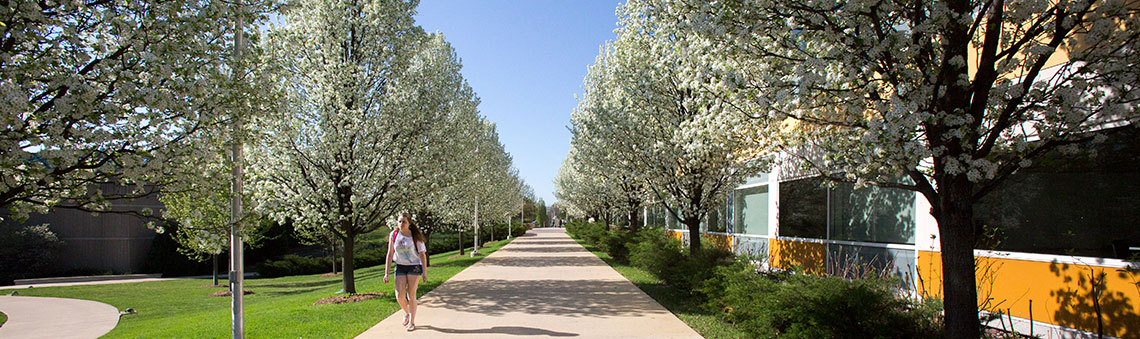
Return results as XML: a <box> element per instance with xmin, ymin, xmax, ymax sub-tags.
<box><xmin>199</xmin><ymin>284</ymin><xmax>227</xmax><ymax>288</ymax></box>
<box><xmin>210</xmin><ymin>289</ymin><xmax>254</xmax><ymax>297</ymax></box>
<box><xmin>312</xmin><ymin>292</ymin><xmax>386</xmax><ymax>306</ymax></box>
<box><xmin>320</xmin><ymin>273</ymin><xmax>342</xmax><ymax>278</ymax></box>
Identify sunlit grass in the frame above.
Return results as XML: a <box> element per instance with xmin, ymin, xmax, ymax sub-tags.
<box><xmin>570</xmin><ymin>236</ymin><xmax>750</xmax><ymax>339</ymax></box>
<box><xmin>0</xmin><ymin>239</ymin><xmax>512</xmax><ymax>338</ymax></box>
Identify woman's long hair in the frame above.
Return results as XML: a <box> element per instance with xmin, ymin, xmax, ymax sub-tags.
<box><xmin>399</xmin><ymin>212</ymin><xmax>426</xmax><ymax>243</ymax></box>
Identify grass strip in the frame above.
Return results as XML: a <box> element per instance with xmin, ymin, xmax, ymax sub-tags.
<box><xmin>0</xmin><ymin>238</ymin><xmax>512</xmax><ymax>338</ymax></box>
<box><xmin>1</xmin><ymin>310</ymin><xmax>7</xmax><ymax>327</ymax></box>
<box><xmin>570</xmin><ymin>236</ymin><xmax>750</xmax><ymax>339</ymax></box>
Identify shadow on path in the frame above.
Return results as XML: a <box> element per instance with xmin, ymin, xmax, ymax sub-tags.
<box><xmin>417</xmin><ymin>325</ymin><xmax>579</xmax><ymax>336</ymax></box>
<box><xmin>428</xmin><ymin>278</ymin><xmax>665</xmax><ymax>317</ymax></box>
<box><xmin>500</xmin><ymin>246</ymin><xmax>586</xmax><ymax>253</ymax></box>
<box><xmin>479</xmin><ymin>256</ymin><xmax>603</xmax><ymax>267</ymax></box>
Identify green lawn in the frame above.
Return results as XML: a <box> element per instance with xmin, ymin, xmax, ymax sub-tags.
<box><xmin>571</xmin><ymin>236</ymin><xmax>750</xmax><ymax>339</ymax></box>
<box><xmin>0</xmin><ymin>239</ymin><xmax>511</xmax><ymax>338</ymax></box>
<box><xmin>1</xmin><ymin>310</ymin><xmax>7</xmax><ymax>327</ymax></box>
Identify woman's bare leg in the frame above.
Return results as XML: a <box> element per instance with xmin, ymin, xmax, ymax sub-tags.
<box><xmin>394</xmin><ymin>275</ymin><xmax>409</xmax><ymax>321</ymax></box>
<box><xmin>406</xmin><ymin>274</ymin><xmax>422</xmax><ymax>327</ymax></box>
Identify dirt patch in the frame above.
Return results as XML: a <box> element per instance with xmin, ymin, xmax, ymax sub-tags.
<box><xmin>199</xmin><ymin>284</ymin><xmax>227</xmax><ymax>288</ymax></box>
<box><xmin>210</xmin><ymin>289</ymin><xmax>254</xmax><ymax>297</ymax></box>
<box><xmin>320</xmin><ymin>273</ymin><xmax>342</xmax><ymax>278</ymax></box>
<box><xmin>312</xmin><ymin>292</ymin><xmax>386</xmax><ymax>306</ymax></box>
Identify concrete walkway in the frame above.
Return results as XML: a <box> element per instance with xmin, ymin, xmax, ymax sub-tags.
<box><xmin>0</xmin><ymin>296</ymin><xmax>120</xmax><ymax>339</ymax></box>
<box><xmin>356</xmin><ymin>228</ymin><xmax>702</xmax><ymax>338</ymax></box>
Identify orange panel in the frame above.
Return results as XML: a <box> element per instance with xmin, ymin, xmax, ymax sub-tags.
<box><xmin>916</xmin><ymin>251</ymin><xmax>1140</xmax><ymax>337</ymax></box>
<box><xmin>704</xmin><ymin>233</ymin><xmax>734</xmax><ymax>253</ymax></box>
<box><xmin>768</xmin><ymin>238</ymin><xmax>826</xmax><ymax>275</ymax></box>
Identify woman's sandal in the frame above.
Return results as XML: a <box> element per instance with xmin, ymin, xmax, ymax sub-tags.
<box><xmin>406</xmin><ymin>323</ymin><xmax>415</xmax><ymax>332</ymax></box>
<box><xmin>402</xmin><ymin>314</ymin><xmax>410</xmax><ymax>326</ymax></box>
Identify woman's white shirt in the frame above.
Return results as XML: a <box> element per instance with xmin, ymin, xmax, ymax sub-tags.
<box><xmin>392</xmin><ymin>231</ymin><xmax>427</xmax><ymax>265</ymax></box>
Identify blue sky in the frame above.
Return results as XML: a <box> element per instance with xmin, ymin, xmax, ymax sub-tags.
<box><xmin>414</xmin><ymin>0</ymin><xmax>623</xmax><ymax>205</ymax></box>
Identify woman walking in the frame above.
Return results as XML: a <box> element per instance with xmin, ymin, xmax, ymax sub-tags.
<box><xmin>384</xmin><ymin>212</ymin><xmax>428</xmax><ymax>331</ymax></box>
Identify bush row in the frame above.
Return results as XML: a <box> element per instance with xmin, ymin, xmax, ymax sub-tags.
<box><xmin>566</xmin><ymin>221</ymin><xmax>943</xmax><ymax>338</ymax></box>
<box><xmin>258</xmin><ymin>223</ymin><xmax>531</xmax><ymax>278</ymax></box>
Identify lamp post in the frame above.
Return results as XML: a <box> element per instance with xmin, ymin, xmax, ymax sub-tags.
<box><xmin>229</xmin><ymin>4</ymin><xmax>246</xmax><ymax>338</ymax></box>
<box><xmin>470</xmin><ymin>197</ymin><xmax>481</xmax><ymax>256</ymax></box>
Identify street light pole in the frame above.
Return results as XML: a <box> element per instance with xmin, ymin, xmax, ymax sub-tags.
<box><xmin>471</xmin><ymin>197</ymin><xmax>481</xmax><ymax>256</ymax></box>
<box><xmin>229</xmin><ymin>5</ymin><xmax>245</xmax><ymax>338</ymax></box>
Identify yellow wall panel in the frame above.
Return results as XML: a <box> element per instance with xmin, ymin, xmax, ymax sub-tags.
<box><xmin>704</xmin><ymin>233</ymin><xmax>734</xmax><ymax>253</ymax></box>
<box><xmin>768</xmin><ymin>239</ymin><xmax>827</xmax><ymax>275</ymax></box>
<box><xmin>917</xmin><ymin>251</ymin><xmax>1140</xmax><ymax>337</ymax></box>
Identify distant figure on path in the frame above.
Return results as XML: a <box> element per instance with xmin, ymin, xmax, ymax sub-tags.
<box><xmin>383</xmin><ymin>212</ymin><xmax>428</xmax><ymax>331</ymax></box>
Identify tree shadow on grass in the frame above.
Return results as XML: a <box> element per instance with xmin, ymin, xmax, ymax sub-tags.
<box><xmin>259</xmin><ymin>286</ymin><xmax>327</xmax><ymax>296</ymax></box>
<box><xmin>254</xmin><ymin>279</ymin><xmax>342</xmax><ymax>289</ymax></box>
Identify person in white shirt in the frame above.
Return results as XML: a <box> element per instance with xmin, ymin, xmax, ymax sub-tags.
<box><xmin>383</xmin><ymin>212</ymin><xmax>428</xmax><ymax>331</ymax></box>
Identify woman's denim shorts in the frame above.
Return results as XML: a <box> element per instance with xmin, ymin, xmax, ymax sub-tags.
<box><xmin>394</xmin><ymin>264</ymin><xmax>423</xmax><ymax>276</ymax></box>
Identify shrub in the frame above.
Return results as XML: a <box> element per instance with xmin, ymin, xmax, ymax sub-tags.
<box><xmin>0</xmin><ymin>224</ymin><xmax>64</xmax><ymax>284</ymax></box>
<box><xmin>702</xmin><ymin>257</ymin><xmax>943</xmax><ymax>338</ymax></box>
<box><xmin>571</xmin><ymin>221</ymin><xmax>607</xmax><ymax>246</ymax></box>
<box><xmin>629</xmin><ymin>227</ymin><xmax>733</xmax><ymax>295</ymax></box>
<box><xmin>257</xmin><ymin>254</ymin><xmax>332</xmax><ymax>278</ymax></box>
<box><xmin>601</xmin><ymin>228</ymin><xmax>635</xmax><ymax>264</ymax></box>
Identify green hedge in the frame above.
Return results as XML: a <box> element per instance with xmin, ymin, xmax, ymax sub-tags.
<box><xmin>0</xmin><ymin>224</ymin><xmax>63</xmax><ymax>285</ymax></box>
<box><xmin>567</xmin><ymin>220</ymin><xmax>943</xmax><ymax>338</ymax></box>
<box><xmin>702</xmin><ymin>261</ymin><xmax>943</xmax><ymax>338</ymax></box>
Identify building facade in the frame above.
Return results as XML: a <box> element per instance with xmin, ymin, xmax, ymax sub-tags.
<box><xmin>661</xmin><ymin>125</ymin><xmax>1140</xmax><ymax>338</ymax></box>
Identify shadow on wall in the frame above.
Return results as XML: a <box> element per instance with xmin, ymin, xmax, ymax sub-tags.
<box><xmin>770</xmin><ymin>239</ymin><xmax>826</xmax><ymax>275</ymax></box>
<box><xmin>1049</xmin><ymin>261</ymin><xmax>1140</xmax><ymax>338</ymax></box>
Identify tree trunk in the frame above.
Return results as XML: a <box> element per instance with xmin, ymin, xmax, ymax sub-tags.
<box><xmin>684</xmin><ymin>216</ymin><xmax>701</xmax><ymax>256</ymax></box>
<box><xmin>212</xmin><ymin>254</ymin><xmax>219</xmax><ymax>286</ymax></box>
<box><xmin>331</xmin><ymin>240</ymin><xmax>338</xmax><ymax>274</ymax></box>
<box><xmin>341</xmin><ymin>231</ymin><xmax>356</xmax><ymax>294</ymax></box>
<box><xmin>459</xmin><ymin>229</ymin><xmax>465</xmax><ymax>255</ymax></box>
<box><xmin>424</xmin><ymin>231</ymin><xmax>432</xmax><ymax>267</ymax></box>
<box><xmin>628</xmin><ymin>208</ymin><xmax>640</xmax><ymax>232</ymax></box>
<box><xmin>936</xmin><ymin>175</ymin><xmax>979</xmax><ymax>339</ymax></box>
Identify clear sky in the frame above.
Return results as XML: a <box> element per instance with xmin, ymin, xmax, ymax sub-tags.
<box><xmin>414</xmin><ymin>0</ymin><xmax>623</xmax><ymax>206</ymax></box>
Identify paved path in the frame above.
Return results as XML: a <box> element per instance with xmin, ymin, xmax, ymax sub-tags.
<box><xmin>357</xmin><ymin>228</ymin><xmax>702</xmax><ymax>338</ymax></box>
<box><xmin>0</xmin><ymin>296</ymin><xmax>119</xmax><ymax>339</ymax></box>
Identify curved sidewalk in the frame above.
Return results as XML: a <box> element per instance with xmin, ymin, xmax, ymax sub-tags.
<box><xmin>0</xmin><ymin>296</ymin><xmax>120</xmax><ymax>339</ymax></box>
<box><xmin>357</xmin><ymin>228</ymin><xmax>701</xmax><ymax>338</ymax></box>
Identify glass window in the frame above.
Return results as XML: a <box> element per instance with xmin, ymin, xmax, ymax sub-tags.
<box><xmin>778</xmin><ymin>177</ymin><xmax>827</xmax><ymax>238</ymax></box>
<box><xmin>743</xmin><ymin>174</ymin><xmax>770</xmax><ymax>186</ymax></box>
<box><xmin>707</xmin><ymin>207</ymin><xmax>726</xmax><ymax>233</ymax></box>
<box><xmin>829</xmin><ymin>183</ymin><xmax>916</xmax><ymax>244</ymax></box>
<box><xmin>734</xmin><ymin>185</ymin><xmax>769</xmax><ymax>236</ymax></box>
<box><xmin>973</xmin><ymin>126</ymin><xmax>1140</xmax><ymax>258</ymax></box>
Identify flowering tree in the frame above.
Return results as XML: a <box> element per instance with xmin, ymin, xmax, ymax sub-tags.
<box><xmin>659</xmin><ymin>0</ymin><xmax>1140</xmax><ymax>336</ymax></box>
<box><xmin>567</xmin><ymin>0</ymin><xmax>772</xmax><ymax>255</ymax></box>
<box><xmin>0</xmin><ymin>0</ymin><xmax>271</xmax><ymax>221</ymax></box>
<box><xmin>253</xmin><ymin>0</ymin><xmax>479</xmax><ymax>293</ymax></box>
<box><xmin>554</xmin><ymin>147</ymin><xmax>618</xmax><ymax>221</ymax></box>
<box><xmin>570</xmin><ymin>49</ymin><xmax>652</xmax><ymax>230</ymax></box>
